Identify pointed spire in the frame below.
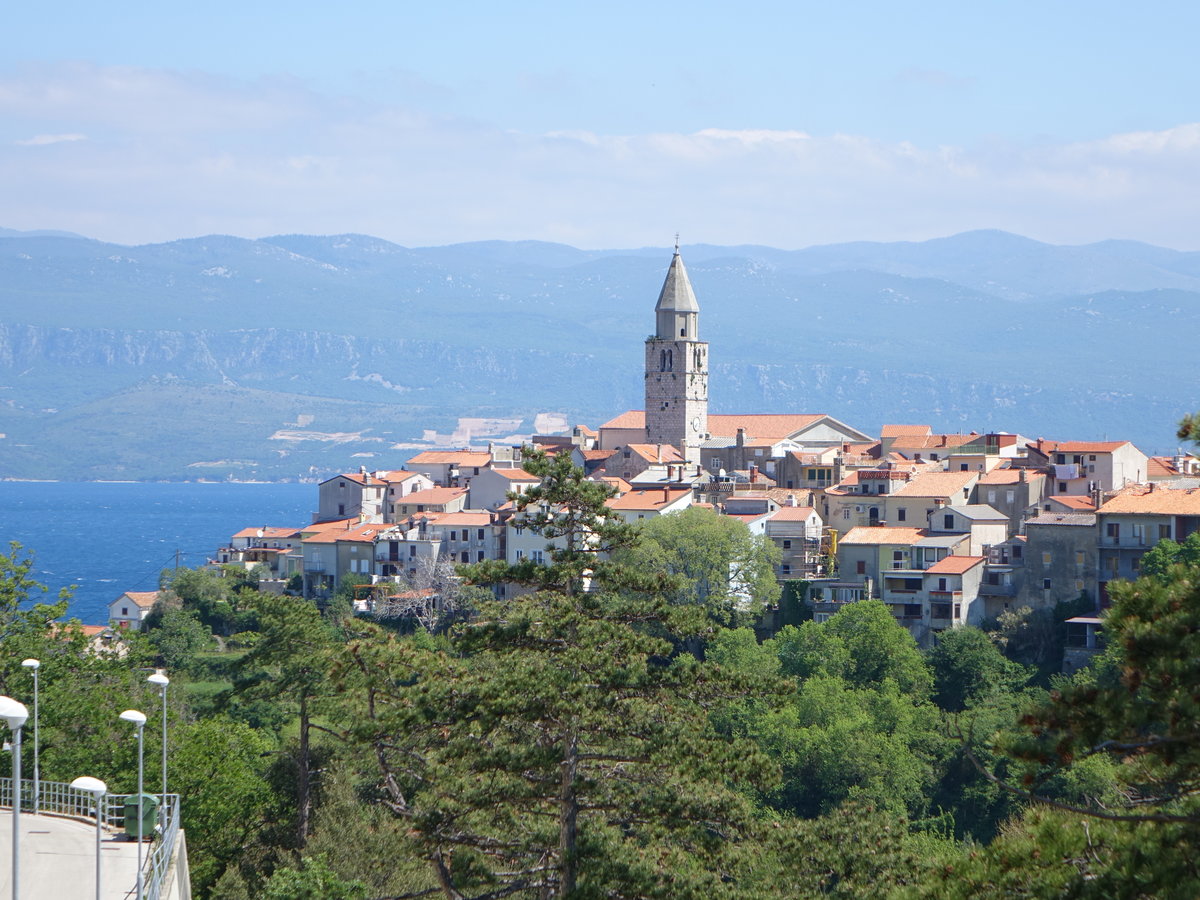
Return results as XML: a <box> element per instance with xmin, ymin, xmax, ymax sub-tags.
<box><xmin>655</xmin><ymin>246</ymin><xmax>699</xmax><ymax>315</ymax></box>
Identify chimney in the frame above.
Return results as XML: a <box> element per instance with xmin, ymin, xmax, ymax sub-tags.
<box><xmin>750</xmin><ymin>464</ymin><xmax>758</xmax><ymax>483</ymax></box>
<box><xmin>662</xmin><ymin>487</ymin><xmax>669</xmax><ymax>504</ymax></box>
<box><xmin>657</xmin><ymin>443</ymin><xmax>663</xmax><ymax>463</ymax></box>
<box><xmin>787</xmin><ymin>493</ymin><xmax>798</xmax><ymax>507</ymax></box>
<box><xmin>737</xmin><ymin>428</ymin><xmax>746</xmax><ymax>449</ymax></box>
<box><xmin>1019</xmin><ymin>468</ymin><xmax>1027</xmax><ymax>483</ymax></box>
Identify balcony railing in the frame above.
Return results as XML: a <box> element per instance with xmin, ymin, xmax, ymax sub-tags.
<box><xmin>0</xmin><ymin>777</ymin><xmax>182</xmax><ymax>900</ymax></box>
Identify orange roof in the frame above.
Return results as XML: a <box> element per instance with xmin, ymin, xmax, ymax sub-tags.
<box><xmin>1048</xmin><ymin>495</ymin><xmax>1097</xmax><ymax>511</ymax></box>
<box><xmin>625</xmin><ymin>443</ymin><xmax>685</xmax><ymax>463</ymax></box>
<box><xmin>925</xmin><ymin>555</ymin><xmax>985</xmax><ymax>574</ymax></box>
<box><xmin>888</xmin><ymin>433</ymin><xmax>978</xmax><ymax>452</ymax></box>
<box><xmin>769</xmin><ymin>506</ymin><xmax>817</xmax><ymax>521</ymax></box>
<box><xmin>488</xmin><ymin>468</ymin><xmax>540</xmax><ymax>481</ymax></box>
<box><xmin>890</xmin><ymin>470</ymin><xmax>977</xmax><ymax>498</ymax></box>
<box><xmin>429</xmin><ymin>512</ymin><xmax>494</xmax><ymax>526</ymax></box>
<box><xmin>583</xmin><ymin>449</ymin><xmax>615</xmax><ymax>461</ymax></box>
<box><xmin>593</xmin><ymin>475</ymin><xmax>632</xmax><ymax>494</ymax></box>
<box><xmin>232</xmin><ymin>526</ymin><xmax>300</xmax><ymax>539</ymax></box>
<box><xmin>1097</xmin><ymin>485</ymin><xmax>1200</xmax><ymax>516</ymax></box>
<box><xmin>407</xmin><ymin>451</ymin><xmax>493</xmax><ymax>466</ymax></box>
<box><xmin>1030</xmin><ymin>439</ymin><xmax>1131</xmax><ymax>455</ymax></box>
<box><xmin>116</xmin><ymin>591</ymin><xmax>159</xmax><ymax>609</ymax></box>
<box><xmin>839</xmin><ymin>526</ymin><xmax>927</xmax><ymax>545</ymax></box>
<box><xmin>977</xmin><ymin>467</ymin><xmax>1044</xmax><ymax>485</ymax></box>
<box><xmin>606</xmin><ymin>487</ymin><xmax>693</xmax><ymax>511</ymax></box>
<box><xmin>400</xmin><ymin>486</ymin><xmax>469</xmax><ymax>504</ymax></box>
<box><xmin>305</xmin><ymin>522</ymin><xmax>393</xmax><ymax>544</ymax></box>
<box><xmin>599</xmin><ymin>410</ymin><xmax>828</xmax><ymax>441</ymax></box>
<box><xmin>881</xmin><ymin>425</ymin><xmax>931</xmax><ymax>438</ymax></box>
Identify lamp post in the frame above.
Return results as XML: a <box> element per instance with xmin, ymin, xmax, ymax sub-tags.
<box><xmin>0</xmin><ymin>696</ymin><xmax>29</xmax><ymax>900</ymax></box>
<box><xmin>70</xmin><ymin>776</ymin><xmax>107</xmax><ymax>900</ymax></box>
<box><xmin>119</xmin><ymin>709</ymin><xmax>147</xmax><ymax>900</ymax></box>
<box><xmin>20</xmin><ymin>660</ymin><xmax>38</xmax><ymax>814</ymax></box>
<box><xmin>146</xmin><ymin>672</ymin><xmax>169</xmax><ymax>824</ymax></box>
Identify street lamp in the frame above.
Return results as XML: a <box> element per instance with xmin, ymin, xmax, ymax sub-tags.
<box><xmin>70</xmin><ymin>776</ymin><xmax>107</xmax><ymax>900</ymax></box>
<box><xmin>146</xmin><ymin>672</ymin><xmax>169</xmax><ymax>825</ymax></box>
<box><xmin>119</xmin><ymin>709</ymin><xmax>147</xmax><ymax>900</ymax></box>
<box><xmin>0</xmin><ymin>696</ymin><xmax>29</xmax><ymax>900</ymax></box>
<box><xmin>20</xmin><ymin>660</ymin><xmax>38</xmax><ymax>814</ymax></box>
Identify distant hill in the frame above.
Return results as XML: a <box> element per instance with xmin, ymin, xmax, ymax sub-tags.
<box><xmin>0</xmin><ymin>229</ymin><xmax>1194</xmax><ymax>481</ymax></box>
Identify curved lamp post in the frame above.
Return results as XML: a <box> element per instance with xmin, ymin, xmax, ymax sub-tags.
<box><xmin>119</xmin><ymin>709</ymin><xmax>147</xmax><ymax>900</ymax></box>
<box><xmin>0</xmin><ymin>696</ymin><xmax>29</xmax><ymax>900</ymax></box>
<box><xmin>146</xmin><ymin>672</ymin><xmax>169</xmax><ymax>825</ymax></box>
<box><xmin>70</xmin><ymin>776</ymin><xmax>107</xmax><ymax>900</ymax></box>
<box><xmin>20</xmin><ymin>660</ymin><xmax>38</xmax><ymax>814</ymax></box>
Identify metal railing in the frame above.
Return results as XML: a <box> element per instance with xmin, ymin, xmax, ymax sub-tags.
<box><xmin>1</xmin><ymin>777</ymin><xmax>182</xmax><ymax>900</ymax></box>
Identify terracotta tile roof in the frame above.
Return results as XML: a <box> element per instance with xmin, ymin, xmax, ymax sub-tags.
<box><xmin>1048</xmin><ymin>495</ymin><xmax>1097</xmax><ymax>511</ymax></box>
<box><xmin>575</xmin><ymin>424</ymin><xmax>598</xmax><ymax>437</ymax></box>
<box><xmin>306</xmin><ymin>522</ymin><xmax>393</xmax><ymax>544</ymax></box>
<box><xmin>429</xmin><ymin>512</ymin><xmax>494</xmax><ymax>527</ymax></box>
<box><xmin>839</xmin><ymin>526</ymin><xmax>928</xmax><ymax>545</ymax></box>
<box><xmin>925</xmin><ymin>555</ymin><xmax>985</xmax><ymax>574</ymax></box>
<box><xmin>407</xmin><ymin>451</ymin><xmax>493</xmax><ymax>466</ymax></box>
<box><xmin>888</xmin><ymin>433</ymin><xmax>978</xmax><ymax>452</ymax></box>
<box><xmin>489</xmin><ymin>468</ymin><xmax>540</xmax><ymax>481</ymax></box>
<box><xmin>625</xmin><ymin>443</ymin><xmax>686</xmax><ymax>463</ymax></box>
<box><xmin>977</xmin><ymin>467</ymin><xmax>1044</xmax><ymax>485</ymax></box>
<box><xmin>399</xmin><ymin>486</ymin><xmax>469</xmax><ymax>505</ymax></box>
<box><xmin>1097</xmin><ymin>485</ymin><xmax>1200</xmax><ymax>516</ymax></box>
<box><xmin>583</xmin><ymin>449</ymin><xmax>616</xmax><ymax>461</ymax></box>
<box><xmin>232</xmin><ymin>526</ymin><xmax>300</xmax><ymax>539</ymax></box>
<box><xmin>889</xmin><ymin>470</ymin><xmax>977</xmax><ymax>498</ymax></box>
<box><xmin>606</xmin><ymin>486</ymin><xmax>693</xmax><ymax>511</ymax></box>
<box><xmin>381</xmin><ymin>470</ymin><xmax>426</xmax><ymax>483</ymax></box>
<box><xmin>116</xmin><ymin>591</ymin><xmax>159</xmax><ymax>609</ymax></box>
<box><xmin>1029</xmin><ymin>439</ymin><xmax>1131</xmax><ymax>455</ymax></box>
<box><xmin>881</xmin><ymin>424</ymin><xmax>932</xmax><ymax>438</ymax></box>
<box><xmin>599</xmin><ymin>411</ymin><xmax>829</xmax><ymax>442</ymax></box>
<box><xmin>768</xmin><ymin>506</ymin><xmax>817</xmax><ymax>521</ymax></box>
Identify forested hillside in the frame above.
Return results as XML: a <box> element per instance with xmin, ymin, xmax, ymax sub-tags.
<box><xmin>4</xmin><ymin>452</ymin><xmax>1199</xmax><ymax>897</ymax></box>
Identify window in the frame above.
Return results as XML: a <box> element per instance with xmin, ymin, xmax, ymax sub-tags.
<box><xmin>1056</xmin><ymin>454</ymin><xmax>1066</xmax><ymax>465</ymax></box>
<box><xmin>1006</xmin><ymin>490</ymin><xmax>1015</xmax><ymax>504</ymax></box>
<box><xmin>338</xmin><ymin>503</ymin><xmax>345</xmax><ymax>516</ymax></box>
<box><xmin>856</xmin><ymin>560</ymin><xmax>866</xmax><ymax>575</ymax></box>
<box><xmin>1042</xmin><ymin>578</ymin><xmax>1052</xmax><ymax>590</ymax></box>
<box><xmin>477</xmin><ymin>551</ymin><xmax>485</xmax><ymax>562</ymax></box>
<box><xmin>1058</xmin><ymin>482</ymin><xmax>1067</xmax><ymax>492</ymax></box>
<box><xmin>532</xmin><ymin>549</ymin><xmax>544</xmax><ymax>564</ymax></box>
<box><xmin>461</xmin><ymin>551</ymin><xmax>469</xmax><ymax>563</ymax></box>
<box><xmin>478</xmin><ymin>528</ymin><xmax>485</xmax><ymax>540</ymax></box>
<box><xmin>516</xmin><ymin>549</ymin><xmax>525</xmax><ymax>560</ymax></box>
<box><xmin>1012</xmin><ymin>544</ymin><xmax>1022</xmax><ymax>559</ymax></box>
<box><xmin>782</xmin><ymin>539</ymin><xmax>792</xmax><ymax>549</ymax></box>
<box><xmin>987</xmin><ymin>490</ymin><xmax>996</xmax><ymax>504</ymax></box>
<box><xmin>843</xmin><ymin>509</ymin><xmax>850</xmax><ymax>520</ymax></box>
<box><xmin>781</xmin><ymin>564</ymin><xmax>791</xmax><ymax>575</ymax></box>
<box><xmin>121</xmin><ymin>606</ymin><xmax>129</xmax><ymax>615</ymax></box>
<box><xmin>960</xmin><ymin>463</ymin><xmax>969</xmax><ymax>471</ymax></box>
<box><xmin>1076</xmin><ymin>550</ymin><xmax>1085</xmax><ymax>566</ymax></box>
<box><xmin>1042</xmin><ymin>552</ymin><xmax>1052</xmax><ymax>565</ymax></box>
<box><xmin>711</xmin><ymin>457</ymin><xmax>722</xmax><ymax>469</ymax></box>
<box><xmin>1106</xmin><ymin>523</ymin><xmax>1120</xmax><ymax>539</ymax></box>
<box><xmin>897</xmin><ymin>508</ymin><xmax>906</xmax><ymax>522</ymax></box>
<box><xmin>449</xmin><ymin>530</ymin><xmax>457</xmax><ymax>541</ymax></box>
<box><xmin>937</xmin><ymin>578</ymin><xmax>947</xmax><ymax>591</ymax></box>
<box><xmin>953</xmin><ymin>603</ymin><xmax>961</xmax><ymax>619</ymax></box>
<box><xmin>1108</xmin><ymin>557</ymin><xmax>1120</xmax><ymax>575</ymax></box>
<box><xmin>1132</xmin><ymin>554</ymin><xmax>1141</xmax><ymax>572</ymax></box>
<box><xmin>944</xmin><ymin>514</ymin><xmax>955</xmax><ymax>529</ymax></box>
<box><xmin>409</xmin><ymin>545</ymin><xmax>416</xmax><ymax>557</ymax></box>
<box><xmin>1160</xmin><ymin>524</ymin><xmax>1172</xmax><ymax>540</ymax></box>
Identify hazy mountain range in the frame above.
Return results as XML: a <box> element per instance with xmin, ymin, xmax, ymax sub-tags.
<box><xmin>0</xmin><ymin>228</ymin><xmax>1195</xmax><ymax>481</ymax></box>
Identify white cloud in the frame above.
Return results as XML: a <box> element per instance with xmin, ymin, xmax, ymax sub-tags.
<box><xmin>1</xmin><ymin>62</ymin><xmax>1199</xmax><ymax>250</ymax></box>
<box><xmin>15</xmin><ymin>133</ymin><xmax>87</xmax><ymax>146</ymax></box>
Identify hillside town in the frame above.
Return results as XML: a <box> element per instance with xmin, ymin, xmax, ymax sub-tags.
<box><xmin>111</xmin><ymin>248</ymin><xmax>1200</xmax><ymax>667</ymax></box>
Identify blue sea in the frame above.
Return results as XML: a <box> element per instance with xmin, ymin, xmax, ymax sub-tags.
<box><xmin>0</xmin><ymin>482</ymin><xmax>314</xmax><ymax>625</ymax></box>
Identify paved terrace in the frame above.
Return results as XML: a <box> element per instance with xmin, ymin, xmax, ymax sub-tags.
<box><xmin>0</xmin><ymin>811</ymin><xmax>142</xmax><ymax>900</ymax></box>
<box><xmin>0</xmin><ymin>780</ymin><xmax>188</xmax><ymax>900</ymax></box>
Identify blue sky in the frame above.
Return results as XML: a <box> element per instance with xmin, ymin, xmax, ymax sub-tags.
<box><xmin>4</xmin><ymin>2</ymin><xmax>1199</xmax><ymax>249</ymax></box>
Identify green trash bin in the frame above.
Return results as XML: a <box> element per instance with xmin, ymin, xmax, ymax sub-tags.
<box><xmin>123</xmin><ymin>793</ymin><xmax>158</xmax><ymax>839</ymax></box>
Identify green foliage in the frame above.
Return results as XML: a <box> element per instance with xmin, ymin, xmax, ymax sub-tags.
<box><xmin>1140</xmin><ymin>532</ymin><xmax>1200</xmax><ymax>582</ymax></box>
<box><xmin>824</xmin><ymin>600</ymin><xmax>932</xmax><ymax>697</ymax></box>
<box><xmin>778</xmin><ymin>579</ymin><xmax>813</xmax><ymax>626</ymax></box>
<box><xmin>927</xmin><ymin>627</ymin><xmax>1030</xmax><ymax>712</ymax></box>
<box><xmin>171</xmin><ymin>717</ymin><xmax>276</xmax><ymax>897</ymax></box>
<box><xmin>145</xmin><ymin>607</ymin><xmax>214</xmax><ymax>672</ymax></box>
<box><xmin>619</xmin><ymin>505</ymin><xmax>781</xmax><ymax>627</ymax></box>
<box><xmin>0</xmin><ymin>542</ymin><xmax>70</xmax><ymax>689</ymax></box>
<box><xmin>260</xmin><ymin>855</ymin><xmax>367</xmax><ymax>900</ymax></box>
<box><xmin>772</xmin><ymin>621</ymin><xmax>851</xmax><ymax>681</ymax></box>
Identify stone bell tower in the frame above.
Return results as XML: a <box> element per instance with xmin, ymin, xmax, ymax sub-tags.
<box><xmin>644</xmin><ymin>241</ymin><xmax>708</xmax><ymax>465</ymax></box>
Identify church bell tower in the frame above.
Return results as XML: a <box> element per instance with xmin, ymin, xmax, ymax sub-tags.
<box><xmin>644</xmin><ymin>242</ymin><xmax>708</xmax><ymax>465</ymax></box>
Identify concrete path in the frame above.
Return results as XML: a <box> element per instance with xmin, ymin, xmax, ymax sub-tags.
<box><xmin>0</xmin><ymin>811</ymin><xmax>143</xmax><ymax>900</ymax></box>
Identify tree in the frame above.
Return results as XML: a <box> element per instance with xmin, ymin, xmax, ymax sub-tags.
<box><xmin>0</xmin><ymin>542</ymin><xmax>70</xmax><ymax>689</ymax></box>
<box><xmin>824</xmin><ymin>600</ymin><xmax>932</xmax><ymax>697</ymax></box>
<box><xmin>229</xmin><ymin>593</ymin><xmax>340</xmax><ymax>848</ymax></box>
<box><xmin>927</xmin><ymin>626</ymin><xmax>1029</xmax><ymax>712</ymax></box>
<box><xmin>260</xmin><ymin>855</ymin><xmax>367</xmax><ymax>900</ymax></box>
<box><xmin>145</xmin><ymin>606</ymin><xmax>214</xmax><ymax>671</ymax></box>
<box><xmin>341</xmin><ymin>451</ymin><xmax>785</xmax><ymax>899</ymax></box>
<box><xmin>374</xmin><ymin>557</ymin><xmax>487</xmax><ymax>631</ymax></box>
<box><xmin>618</xmin><ymin>505</ymin><xmax>781</xmax><ymax>628</ymax></box>
<box><xmin>1139</xmin><ymin>532</ymin><xmax>1200</xmax><ymax>582</ymax></box>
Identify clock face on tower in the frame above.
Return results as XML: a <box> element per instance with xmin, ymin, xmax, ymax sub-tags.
<box><xmin>691</xmin><ymin>417</ymin><xmax>701</xmax><ymax>432</ymax></box>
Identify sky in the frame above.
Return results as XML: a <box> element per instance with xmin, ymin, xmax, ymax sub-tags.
<box><xmin>4</xmin><ymin>2</ymin><xmax>1200</xmax><ymax>250</ymax></box>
